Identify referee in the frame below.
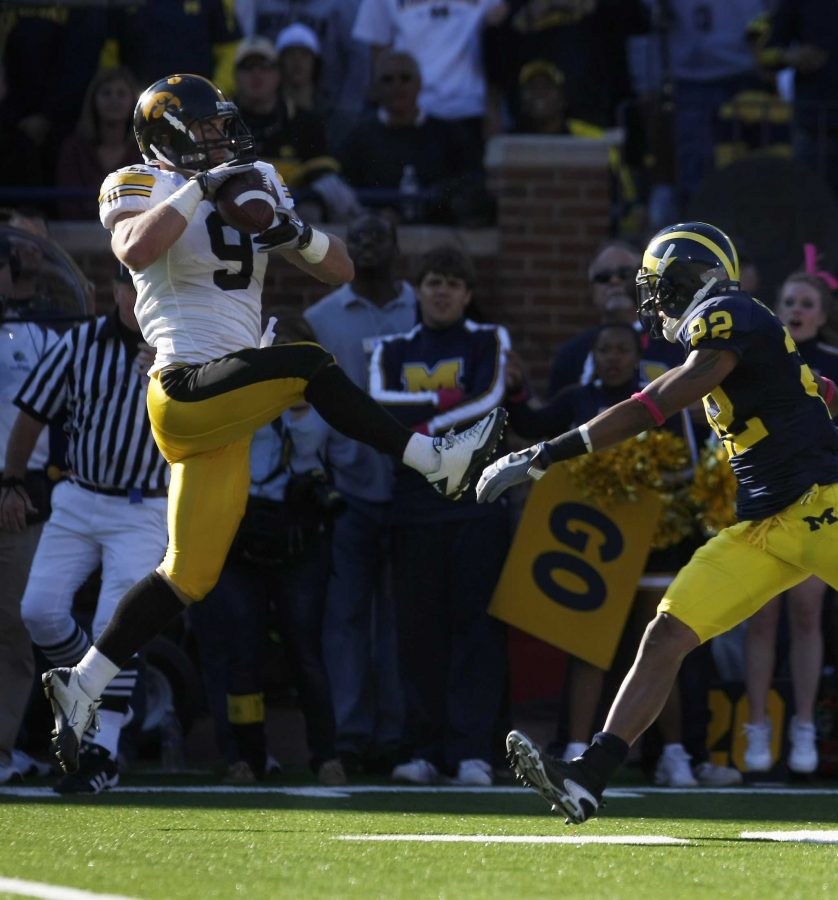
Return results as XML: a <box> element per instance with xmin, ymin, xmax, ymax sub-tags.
<box><xmin>0</xmin><ymin>262</ymin><xmax>168</xmax><ymax>794</ymax></box>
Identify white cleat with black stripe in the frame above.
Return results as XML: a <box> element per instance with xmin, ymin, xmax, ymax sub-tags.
<box><xmin>506</xmin><ymin>730</ymin><xmax>602</xmax><ymax>825</ymax></box>
<box><xmin>42</xmin><ymin>667</ymin><xmax>101</xmax><ymax>775</ymax></box>
<box><xmin>426</xmin><ymin>407</ymin><xmax>508</xmax><ymax>500</ymax></box>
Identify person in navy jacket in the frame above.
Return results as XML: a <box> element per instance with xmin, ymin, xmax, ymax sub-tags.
<box><xmin>369</xmin><ymin>245</ymin><xmax>510</xmax><ymax>786</ymax></box>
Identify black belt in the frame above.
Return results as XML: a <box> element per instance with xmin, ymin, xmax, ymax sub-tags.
<box><xmin>72</xmin><ymin>479</ymin><xmax>167</xmax><ymax>499</ymax></box>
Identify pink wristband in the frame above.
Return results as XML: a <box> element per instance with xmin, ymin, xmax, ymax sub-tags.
<box><xmin>631</xmin><ymin>391</ymin><xmax>666</xmax><ymax>427</ymax></box>
<box><xmin>823</xmin><ymin>377</ymin><xmax>836</xmax><ymax>406</ymax></box>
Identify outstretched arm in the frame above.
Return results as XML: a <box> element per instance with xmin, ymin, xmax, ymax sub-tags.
<box><xmin>278</xmin><ymin>233</ymin><xmax>354</xmax><ymax>285</ymax></box>
<box><xmin>254</xmin><ymin>210</ymin><xmax>354</xmax><ymax>285</ymax></box>
<box><xmin>574</xmin><ymin>348</ymin><xmax>738</xmax><ymax>454</ymax></box>
<box><xmin>477</xmin><ymin>348</ymin><xmax>738</xmax><ymax>503</ymax></box>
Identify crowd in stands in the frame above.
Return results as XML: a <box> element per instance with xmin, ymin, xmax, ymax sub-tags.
<box><xmin>2</xmin><ymin>1</ymin><xmax>836</xmax><ymax>231</ymax></box>
<box><xmin>2</xmin><ymin>0</ymin><xmax>838</xmax><ymax>792</ymax></box>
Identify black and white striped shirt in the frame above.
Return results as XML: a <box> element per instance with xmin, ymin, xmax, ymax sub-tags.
<box><xmin>14</xmin><ymin>312</ymin><xmax>167</xmax><ymax>491</ymax></box>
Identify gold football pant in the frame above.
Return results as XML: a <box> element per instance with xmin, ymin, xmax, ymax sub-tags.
<box><xmin>147</xmin><ymin>343</ymin><xmax>332</xmax><ymax>601</ymax></box>
<box><xmin>658</xmin><ymin>482</ymin><xmax>838</xmax><ymax>642</ymax></box>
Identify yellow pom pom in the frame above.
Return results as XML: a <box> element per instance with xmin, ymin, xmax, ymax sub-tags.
<box><xmin>564</xmin><ymin>430</ymin><xmax>693</xmax><ymax>549</ymax></box>
<box><xmin>688</xmin><ymin>440</ymin><xmax>738</xmax><ymax>536</ymax></box>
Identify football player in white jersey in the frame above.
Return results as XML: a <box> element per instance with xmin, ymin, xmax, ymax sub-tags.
<box><xmin>41</xmin><ymin>73</ymin><xmax>506</xmax><ymax>775</ymax></box>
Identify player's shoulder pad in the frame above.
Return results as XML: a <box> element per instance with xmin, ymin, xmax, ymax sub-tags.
<box><xmin>700</xmin><ymin>288</ymin><xmax>751</xmax><ymax>313</ymax></box>
<box><xmin>99</xmin><ymin>163</ymin><xmax>179</xmax><ymax>230</ymax></box>
<box><xmin>680</xmin><ymin>289</ymin><xmax>757</xmax><ymax>347</ymax></box>
<box><xmin>98</xmin><ymin>163</ymin><xmax>161</xmax><ymax>205</ymax></box>
<box><xmin>689</xmin><ymin>290</ymin><xmax>754</xmax><ymax>328</ymax></box>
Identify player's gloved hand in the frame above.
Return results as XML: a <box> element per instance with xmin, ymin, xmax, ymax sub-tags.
<box><xmin>191</xmin><ymin>160</ymin><xmax>257</xmax><ymax>200</ymax></box>
<box><xmin>476</xmin><ymin>444</ymin><xmax>546</xmax><ymax>503</ymax></box>
<box><xmin>253</xmin><ymin>208</ymin><xmax>313</xmax><ymax>253</ymax></box>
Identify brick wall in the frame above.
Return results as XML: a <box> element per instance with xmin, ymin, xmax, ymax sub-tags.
<box><xmin>485</xmin><ymin>135</ymin><xmax>613</xmax><ymax>391</ymax></box>
<box><xmin>48</xmin><ymin>135</ymin><xmax>614</xmax><ymax>397</ymax></box>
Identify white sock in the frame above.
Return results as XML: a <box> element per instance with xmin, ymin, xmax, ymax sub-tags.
<box><xmin>402</xmin><ymin>433</ymin><xmax>441</xmax><ymax>474</ymax></box>
<box><xmin>76</xmin><ymin>647</ymin><xmax>121</xmax><ymax>700</ymax></box>
<box><xmin>662</xmin><ymin>742</ymin><xmax>687</xmax><ymax>756</ymax></box>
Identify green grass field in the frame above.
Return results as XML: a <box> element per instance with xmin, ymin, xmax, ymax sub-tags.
<box><xmin>2</xmin><ymin>775</ymin><xmax>838</xmax><ymax>899</ymax></box>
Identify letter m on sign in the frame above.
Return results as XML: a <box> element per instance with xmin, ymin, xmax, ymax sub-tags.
<box><xmin>803</xmin><ymin>506</ymin><xmax>838</xmax><ymax>532</ymax></box>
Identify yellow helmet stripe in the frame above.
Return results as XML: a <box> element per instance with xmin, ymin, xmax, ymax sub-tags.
<box><xmin>646</xmin><ymin>230</ymin><xmax>739</xmax><ymax>280</ymax></box>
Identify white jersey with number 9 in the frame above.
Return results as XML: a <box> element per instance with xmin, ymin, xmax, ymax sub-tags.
<box><xmin>98</xmin><ymin>160</ymin><xmax>292</xmax><ymax>374</ymax></box>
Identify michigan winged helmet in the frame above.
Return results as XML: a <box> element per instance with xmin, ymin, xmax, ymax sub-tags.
<box><xmin>636</xmin><ymin>222</ymin><xmax>741</xmax><ymax>342</ymax></box>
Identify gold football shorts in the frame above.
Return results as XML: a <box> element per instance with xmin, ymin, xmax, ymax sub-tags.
<box><xmin>146</xmin><ymin>343</ymin><xmax>331</xmax><ymax>600</ymax></box>
<box><xmin>658</xmin><ymin>482</ymin><xmax>838</xmax><ymax>642</ymax></box>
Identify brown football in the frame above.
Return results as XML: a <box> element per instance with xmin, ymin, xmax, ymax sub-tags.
<box><xmin>215</xmin><ymin>168</ymin><xmax>278</xmax><ymax>234</ymax></box>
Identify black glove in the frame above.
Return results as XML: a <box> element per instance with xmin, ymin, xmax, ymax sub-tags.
<box><xmin>191</xmin><ymin>160</ymin><xmax>257</xmax><ymax>200</ymax></box>
<box><xmin>254</xmin><ymin>208</ymin><xmax>313</xmax><ymax>253</ymax></box>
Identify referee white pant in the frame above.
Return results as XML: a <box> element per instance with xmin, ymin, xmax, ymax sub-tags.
<box><xmin>21</xmin><ymin>481</ymin><xmax>168</xmax><ymax>645</ymax></box>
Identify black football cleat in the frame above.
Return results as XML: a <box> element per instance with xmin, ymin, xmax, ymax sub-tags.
<box><xmin>506</xmin><ymin>729</ymin><xmax>602</xmax><ymax>824</ymax></box>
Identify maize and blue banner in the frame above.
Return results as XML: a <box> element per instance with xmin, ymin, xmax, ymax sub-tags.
<box><xmin>490</xmin><ymin>467</ymin><xmax>661</xmax><ymax>670</ymax></box>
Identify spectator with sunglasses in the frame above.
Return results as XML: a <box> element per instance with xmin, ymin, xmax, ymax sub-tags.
<box><xmin>547</xmin><ymin>240</ymin><xmax>685</xmax><ymax>396</ymax></box>
<box><xmin>352</xmin><ymin>0</ymin><xmax>503</xmax><ymax>164</ymax></box>
<box><xmin>338</xmin><ymin>50</ymin><xmax>490</xmax><ymax>225</ymax></box>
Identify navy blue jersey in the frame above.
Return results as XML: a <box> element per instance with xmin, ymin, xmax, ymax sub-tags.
<box><xmin>677</xmin><ymin>290</ymin><xmax>838</xmax><ymax>519</ymax></box>
<box><xmin>369</xmin><ymin>318</ymin><xmax>509</xmax><ymax>522</ymax></box>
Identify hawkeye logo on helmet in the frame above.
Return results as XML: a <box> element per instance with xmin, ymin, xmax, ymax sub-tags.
<box><xmin>143</xmin><ymin>91</ymin><xmax>182</xmax><ymax>121</ymax></box>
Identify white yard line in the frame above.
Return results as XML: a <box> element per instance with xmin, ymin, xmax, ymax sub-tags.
<box><xmin>0</xmin><ymin>877</ymin><xmax>139</xmax><ymax>900</ymax></box>
<box><xmin>740</xmin><ymin>830</ymin><xmax>838</xmax><ymax>843</ymax></box>
<box><xmin>2</xmin><ymin>784</ymin><xmax>838</xmax><ymax>798</ymax></box>
<box><xmin>337</xmin><ymin>834</ymin><xmax>690</xmax><ymax>845</ymax></box>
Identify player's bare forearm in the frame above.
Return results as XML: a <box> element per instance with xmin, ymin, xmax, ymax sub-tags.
<box><xmin>280</xmin><ymin>234</ymin><xmax>354</xmax><ymax>285</ymax></box>
<box><xmin>585</xmin><ymin>348</ymin><xmax>738</xmax><ymax>452</ymax></box>
<box><xmin>112</xmin><ymin>207</ymin><xmax>189</xmax><ymax>271</ymax></box>
<box><xmin>478</xmin><ymin>355</ymin><xmax>723</xmax><ymax>502</ymax></box>
<box><xmin>582</xmin><ymin>396</ymin><xmax>664</xmax><ymax>451</ymax></box>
